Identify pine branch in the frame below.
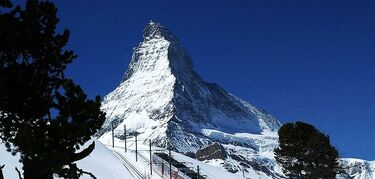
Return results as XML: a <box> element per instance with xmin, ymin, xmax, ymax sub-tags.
<box><xmin>0</xmin><ymin>165</ymin><xmax>5</xmax><ymax>179</ymax></box>
<box><xmin>15</xmin><ymin>167</ymin><xmax>22</xmax><ymax>179</ymax></box>
<box><xmin>77</xmin><ymin>168</ymin><xmax>97</xmax><ymax>179</ymax></box>
<box><xmin>70</xmin><ymin>141</ymin><xmax>95</xmax><ymax>163</ymax></box>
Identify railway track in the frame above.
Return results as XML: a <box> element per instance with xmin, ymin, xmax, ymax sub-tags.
<box><xmin>112</xmin><ymin>150</ymin><xmax>146</xmax><ymax>179</ymax></box>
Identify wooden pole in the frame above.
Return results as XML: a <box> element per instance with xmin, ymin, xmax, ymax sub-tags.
<box><xmin>135</xmin><ymin>133</ymin><xmax>138</xmax><ymax>162</ymax></box>
<box><xmin>111</xmin><ymin>123</ymin><xmax>114</xmax><ymax>148</ymax></box>
<box><xmin>124</xmin><ymin>125</ymin><xmax>127</xmax><ymax>153</ymax></box>
<box><xmin>197</xmin><ymin>165</ymin><xmax>200</xmax><ymax>179</ymax></box>
<box><xmin>169</xmin><ymin>147</ymin><xmax>172</xmax><ymax>179</ymax></box>
<box><xmin>149</xmin><ymin>139</ymin><xmax>152</xmax><ymax>175</ymax></box>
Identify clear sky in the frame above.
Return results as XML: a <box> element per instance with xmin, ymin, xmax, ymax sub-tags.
<box><xmin>53</xmin><ymin>0</ymin><xmax>374</xmax><ymax>160</ymax></box>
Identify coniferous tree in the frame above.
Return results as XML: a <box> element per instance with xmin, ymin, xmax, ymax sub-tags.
<box><xmin>274</xmin><ymin>121</ymin><xmax>340</xmax><ymax>179</ymax></box>
<box><xmin>0</xmin><ymin>0</ymin><xmax>106</xmax><ymax>178</ymax></box>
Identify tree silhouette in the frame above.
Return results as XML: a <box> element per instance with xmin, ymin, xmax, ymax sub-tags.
<box><xmin>0</xmin><ymin>0</ymin><xmax>106</xmax><ymax>178</ymax></box>
<box><xmin>0</xmin><ymin>165</ymin><xmax>4</xmax><ymax>179</ymax></box>
<box><xmin>274</xmin><ymin>121</ymin><xmax>340</xmax><ymax>179</ymax></box>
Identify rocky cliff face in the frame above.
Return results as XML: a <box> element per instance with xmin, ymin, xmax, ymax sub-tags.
<box><xmin>99</xmin><ymin>21</ymin><xmax>374</xmax><ymax>178</ymax></box>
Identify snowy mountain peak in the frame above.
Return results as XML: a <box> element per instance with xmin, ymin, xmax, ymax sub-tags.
<box><xmin>122</xmin><ymin>21</ymin><xmax>193</xmax><ymax>82</ymax></box>
<box><xmin>103</xmin><ymin>20</ymin><xmax>281</xmax><ymax>148</ymax></box>
<box><xmin>100</xmin><ymin>21</ymin><xmax>285</xmax><ymax>178</ymax></box>
<box><xmin>143</xmin><ymin>21</ymin><xmax>178</xmax><ymax>42</ymax></box>
<box><xmin>99</xmin><ymin>22</ymin><xmax>374</xmax><ymax>178</ymax></box>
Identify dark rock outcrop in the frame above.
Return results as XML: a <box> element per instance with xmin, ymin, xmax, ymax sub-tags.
<box><xmin>195</xmin><ymin>143</ymin><xmax>227</xmax><ymax>161</ymax></box>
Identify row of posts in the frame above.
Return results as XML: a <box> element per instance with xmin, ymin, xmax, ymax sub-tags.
<box><xmin>111</xmin><ymin>123</ymin><xmax>202</xmax><ymax>179</ymax></box>
<box><xmin>112</xmin><ymin>124</ymin><xmax>151</xmax><ymax>174</ymax></box>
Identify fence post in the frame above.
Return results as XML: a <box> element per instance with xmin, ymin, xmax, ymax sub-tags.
<box><xmin>149</xmin><ymin>139</ymin><xmax>152</xmax><ymax>175</ymax></box>
<box><xmin>169</xmin><ymin>147</ymin><xmax>172</xmax><ymax>179</ymax></box>
<box><xmin>111</xmin><ymin>122</ymin><xmax>114</xmax><ymax>148</ymax></box>
<box><xmin>197</xmin><ymin>165</ymin><xmax>200</xmax><ymax>179</ymax></box>
<box><xmin>135</xmin><ymin>132</ymin><xmax>138</xmax><ymax>162</ymax></box>
<box><xmin>124</xmin><ymin>125</ymin><xmax>127</xmax><ymax>153</ymax></box>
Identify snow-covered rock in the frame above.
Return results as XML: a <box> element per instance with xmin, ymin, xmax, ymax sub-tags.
<box><xmin>338</xmin><ymin>159</ymin><xmax>375</xmax><ymax>179</ymax></box>
<box><xmin>99</xmin><ymin>21</ymin><xmax>374</xmax><ymax>178</ymax></box>
<box><xmin>195</xmin><ymin>142</ymin><xmax>227</xmax><ymax>161</ymax></box>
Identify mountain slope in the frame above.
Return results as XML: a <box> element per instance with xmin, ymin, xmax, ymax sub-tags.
<box><xmin>100</xmin><ymin>21</ymin><xmax>281</xmax><ymax>151</ymax></box>
<box><xmin>338</xmin><ymin>159</ymin><xmax>375</xmax><ymax>179</ymax></box>
<box><xmin>99</xmin><ymin>21</ymin><xmax>374</xmax><ymax>178</ymax></box>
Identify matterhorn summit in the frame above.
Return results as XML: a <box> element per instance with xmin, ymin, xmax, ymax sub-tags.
<box><xmin>98</xmin><ymin>21</ymin><xmax>373</xmax><ymax>178</ymax></box>
<box><xmin>101</xmin><ymin>20</ymin><xmax>280</xmax><ymax>146</ymax></box>
<box><xmin>99</xmin><ymin>21</ymin><xmax>283</xmax><ymax>177</ymax></box>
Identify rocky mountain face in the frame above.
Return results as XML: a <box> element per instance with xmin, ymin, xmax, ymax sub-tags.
<box><xmin>338</xmin><ymin>159</ymin><xmax>375</xmax><ymax>179</ymax></box>
<box><xmin>99</xmin><ymin>21</ymin><xmax>374</xmax><ymax>178</ymax></box>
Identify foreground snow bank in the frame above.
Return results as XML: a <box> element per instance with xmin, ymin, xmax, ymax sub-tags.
<box><xmin>0</xmin><ymin>139</ymin><xmax>133</xmax><ymax>179</ymax></box>
<box><xmin>75</xmin><ymin>140</ymin><xmax>133</xmax><ymax>178</ymax></box>
<box><xmin>100</xmin><ymin>137</ymin><xmax>242</xmax><ymax>179</ymax></box>
<box><xmin>0</xmin><ymin>142</ymin><xmax>22</xmax><ymax>179</ymax></box>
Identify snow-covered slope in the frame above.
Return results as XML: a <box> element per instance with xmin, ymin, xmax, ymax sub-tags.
<box><xmin>100</xmin><ymin>136</ymin><xmax>243</xmax><ymax>179</ymax></box>
<box><xmin>338</xmin><ymin>159</ymin><xmax>375</xmax><ymax>179</ymax></box>
<box><xmin>0</xmin><ymin>140</ymin><xmax>133</xmax><ymax>179</ymax></box>
<box><xmin>99</xmin><ymin>21</ymin><xmax>374</xmax><ymax>178</ymax></box>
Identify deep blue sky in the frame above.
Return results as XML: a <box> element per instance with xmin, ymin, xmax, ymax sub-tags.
<box><xmin>53</xmin><ymin>0</ymin><xmax>374</xmax><ymax>160</ymax></box>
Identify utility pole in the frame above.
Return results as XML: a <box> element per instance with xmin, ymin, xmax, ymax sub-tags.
<box><xmin>169</xmin><ymin>147</ymin><xmax>172</xmax><ymax>179</ymax></box>
<box><xmin>197</xmin><ymin>165</ymin><xmax>200</xmax><ymax>179</ymax></box>
<box><xmin>149</xmin><ymin>139</ymin><xmax>152</xmax><ymax>175</ymax></box>
<box><xmin>124</xmin><ymin>125</ymin><xmax>127</xmax><ymax>153</ymax></box>
<box><xmin>135</xmin><ymin>132</ymin><xmax>138</xmax><ymax>162</ymax></box>
<box><xmin>111</xmin><ymin>122</ymin><xmax>114</xmax><ymax>148</ymax></box>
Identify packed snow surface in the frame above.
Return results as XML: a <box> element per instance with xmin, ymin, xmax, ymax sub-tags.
<box><xmin>0</xmin><ymin>140</ymin><xmax>134</xmax><ymax>179</ymax></box>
